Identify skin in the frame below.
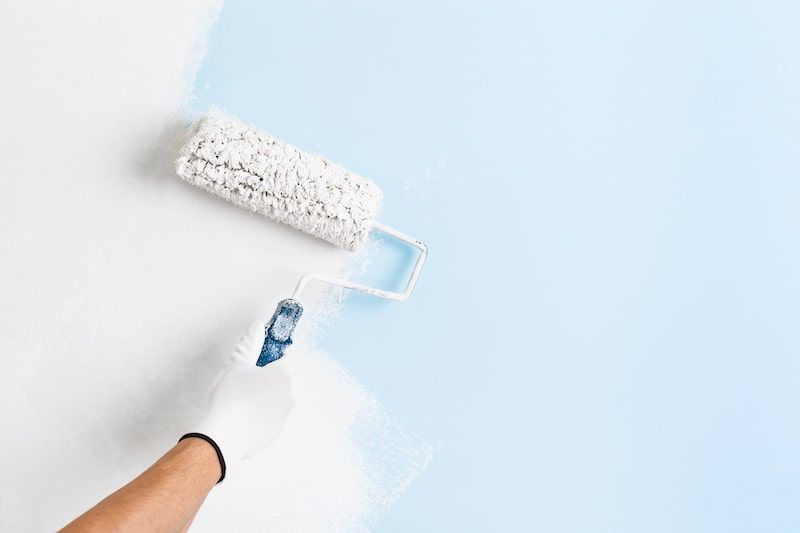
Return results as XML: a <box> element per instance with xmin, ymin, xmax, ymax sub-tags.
<box><xmin>60</xmin><ymin>438</ymin><xmax>220</xmax><ymax>533</ymax></box>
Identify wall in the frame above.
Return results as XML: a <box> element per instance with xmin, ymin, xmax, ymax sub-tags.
<box><xmin>4</xmin><ymin>1</ymin><xmax>800</xmax><ymax>531</ymax></box>
<box><xmin>0</xmin><ymin>1</ymin><xmax>427</xmax><ymax>530</ymax></box>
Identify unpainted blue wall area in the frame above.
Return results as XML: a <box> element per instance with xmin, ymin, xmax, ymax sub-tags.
<box><xmin>195</xmin><ymin>2</ymin><xmax>800</xmax><ymax>530</ymax></box>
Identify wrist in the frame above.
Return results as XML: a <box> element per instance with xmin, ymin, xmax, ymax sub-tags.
<box><xmin>178</xmin><ymin>433</ymin><xmax>226</xmax><ymax>483</ymax></box>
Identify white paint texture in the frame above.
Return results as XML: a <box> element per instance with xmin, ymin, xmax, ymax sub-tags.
<box><xmin>177</xmin><ymin>112</ymin><xmax>383</xmax><ymax>252</ymax></box>
<box><xmin>0</xmin><ymin>1</ymin><xmax>428</xmax><ymax>531</ymax></box>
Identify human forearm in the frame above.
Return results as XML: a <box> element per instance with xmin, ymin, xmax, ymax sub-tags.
<box><xmin>60</xmin><ymin>438</ymin><xmax>220</xmax><ymax>532</ymax></box>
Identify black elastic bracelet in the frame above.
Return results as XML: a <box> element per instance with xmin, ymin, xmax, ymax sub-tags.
<box><xmin>179</xmin><ymin>433</ymin><xmax>227</xmax><ymax>483</ymax></box>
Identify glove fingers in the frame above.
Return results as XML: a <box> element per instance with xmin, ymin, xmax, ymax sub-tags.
<box><xmin>260</xmin><ymin>360</ymin><xmax>296</xmax><ymax>411</ymax></box>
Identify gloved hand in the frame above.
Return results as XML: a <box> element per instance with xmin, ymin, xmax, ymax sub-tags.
<box><xmin>185</xmin><ymin>319</ymin><xmax>295</xmax><ymax>481</ymax></box>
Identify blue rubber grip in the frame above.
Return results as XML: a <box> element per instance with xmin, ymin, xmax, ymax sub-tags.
<box><xmin>257</xmin><ymin>299</ymin><xmax>304</xmax><ymax>366</ymax></box>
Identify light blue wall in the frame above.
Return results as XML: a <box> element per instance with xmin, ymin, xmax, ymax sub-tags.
<box><xmin>194</xmin><ymin>1</ymin><xmax>800</xmax><ymax>530</ymax></box>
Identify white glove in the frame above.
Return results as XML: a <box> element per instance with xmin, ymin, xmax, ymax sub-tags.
<box><xmin>188</xmin><ymin>319</ymin><xmax>295</xmax><ymax>481</ymax></box>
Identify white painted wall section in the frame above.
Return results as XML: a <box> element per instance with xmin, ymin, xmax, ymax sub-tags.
<box><xmin>0</xmin><ymin>1</ymin><xmax>428</xmax><ymax>530</ymax></box>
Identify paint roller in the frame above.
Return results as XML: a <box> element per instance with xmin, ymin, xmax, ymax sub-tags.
<box><xmin>175</xmin><ymin>112</ymin><xmax>427</xmax><ymax>365</ymax></box>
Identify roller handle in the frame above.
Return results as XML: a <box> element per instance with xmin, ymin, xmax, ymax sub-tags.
<box><xmin>256</xmin><ymin>299</ymin><xmax>304</xmax><ymax>366</ymax></box>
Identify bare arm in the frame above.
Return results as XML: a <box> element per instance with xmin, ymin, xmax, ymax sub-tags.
<box><xmin>60</xmin><ymin>437</ymin><xmax>220</xmax><ymax>533</ymax></box>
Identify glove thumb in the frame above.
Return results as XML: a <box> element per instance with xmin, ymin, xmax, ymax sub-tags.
<box><xmin>231</xmin><ymin>318</ymin><xmax>266</xmax><ymax>365</ymax></box>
